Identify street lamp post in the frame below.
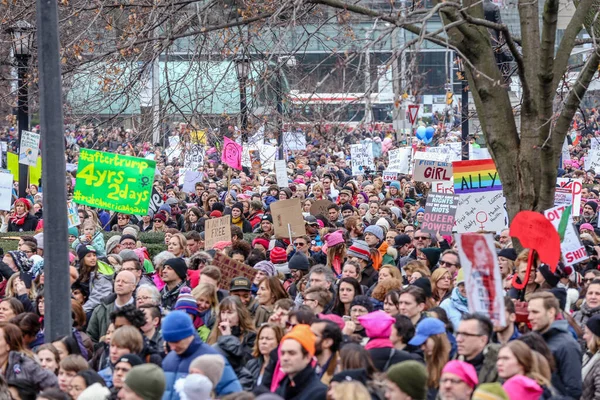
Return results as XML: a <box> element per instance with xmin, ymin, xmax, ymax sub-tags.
<box><xmin>235</xmin><ymin>58</ymin><xmax>250</xmax><ymax>143</ymax></box>
<box><xmin>7</xmin><ymin>21</ymin><xmax>34</xmax><ymax>198</ymax></box>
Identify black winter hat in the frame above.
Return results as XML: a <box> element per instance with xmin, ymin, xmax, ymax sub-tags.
<box><xmin>231</xmin><ymin>202</ymin><xmax>244</xmax><ymax>213</ymax></box>
<box><xmin>341</xmin><ymin>203</ymin><xmax>355</xmax><ymax>213</ymax></box>
<box><xmin>288</xmin><ymin>251</ymin><xmax>309</xmax><ymax>271</ymax></box>
<box><xmin>538</xmin><ymin>264</ymin><xmax>560</xmax><ymax>288</ymax></box>
<box><xmin>586</xmin><ymin>201</ymin><xmax>599</xmax><ymax>214</ymax></box>
<box><xmin>587</xmin><ymin>314</ymin><xmax>600</xmax><ymax>337</ymax></box>
<box><xmin>163</xmin><ymin>257</ymin><xmax>188</xmax><ymax>281</ymax></box>
<box><xmin>350</xmin><ymin>295</ymin><xmax>374</xmax><ymax>313</ymax></box>
<box><xmin>394</xmin><ymin>234</ymin><xmax>412</xmax><ymax>248</ymax></box>
<box><xmin>498</xmin><ymin>248</ymin><xmax>517</xmax><ymax>261</ymax></box>
<box><xmin>412</xmin><ymin>277</ymin><xmax>432</xmax><ymax>298</ymax></box>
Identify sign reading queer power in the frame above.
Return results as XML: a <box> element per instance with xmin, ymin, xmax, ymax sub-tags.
<box><xmin>422</xmin><ymin>193</ymin><xmax>459</xmax><ymax>236</ymax></box>
<box><xmin>74</xmin><ymin>149</ymin><xmax>156</xmax><ymax>214</ymax></box>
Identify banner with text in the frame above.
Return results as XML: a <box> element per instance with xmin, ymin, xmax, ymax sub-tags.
<box><xmin>275</xmin><ymin>160</ymin><xmax>289</xmax><ymax>188</ymax></box>
<box><xmin>422</xmin><ymin>193</ymin><xmax>459</xmax><ymax>236</ymax></box>
<box><xmin>350</xmin><ymin>143</ymin><xmax>375</xmax><ymax>175</ymax></box>
<box><xmin>205</xmin><ymin>216</ymin><xmax>232</xmax><ymax>250</ymax></box>
<box><xmin>73</xmin><ymin>149</ymin><xmax>156</xmax><ymax>215</ymax></box>
<box><xmin>453</xmin><ymin>159</ymin><xmax>502</xmax><ymax>194</ymax></box>
<box><xmin>19</xmin><ymin>130</ymin><xmax>40</xmax><ymax>167</ymax></box>
<box><xmin>585</xmin><ymin>149</ymin><xmax>600</xmax><ymax>172</ymax></box>
<box><xmin>555</xmin><ymin>178</ymin><xmax>582</xmax><ymax>217</ymax></box>
<box><xmin>544</xmin><ymin>205</ymin><xmax>588</xmax><ymax>266</ymax></box>
<box><xmin>387</xmin><ymin>147</ymin><xmax>412</xmax><ymax>174</ymax></box>
<box><xmin>413</xmin><ymin>158</ymin><xmax>452</xmax><ymax>183</ymax></box>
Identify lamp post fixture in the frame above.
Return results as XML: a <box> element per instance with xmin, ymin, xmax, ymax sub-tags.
<box><xmin>6</xmin><ymin>21</ymin><xmax>34</xmax><ymax>198</ymax></box>
<box><xmin>235</xmin><ymin>57</ymin><xmax>250</xmax><ymax>143</ymax></box>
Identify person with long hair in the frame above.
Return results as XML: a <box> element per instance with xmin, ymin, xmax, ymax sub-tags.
<box><xmin>0</xmin><ymin>298</ymin><xmax>24</xmax><ymax>322</ymax></box>
<box><xmin>204</xmin><ymin>193</ymin><xmax>219</xmax><ymax>213</ymax></box>
<box><xmin>167</xmin><ymin>233</ymin><xmax>190</xmax><ymax>258</ymax></box>
<box><xmin>323</xmin><ymin>231</ymin><xmax>346</xmax><ymax>277</ymax></box>
<box><xmin>183</xmin><ymin>207</ymin><xmax>204</xmax><ymax>232</ymax></box>
<box><xmin>430</xmin><ymin>268</ymin><xmax>452</xmax><ymax>305</ymax></box>
<box><xmin>207</xmin><ymin>297</ymin><xmax>256</xmax><ymax>377</ymax></box>
<box><xmin>332</xmin><ymin>277</ymin><xmax>362</xmax><ymax>317</ymax></box>
<box><xmin>35</xmin><ymin>344</ymin><xmax>60</xmax><ymax>375</ymax></box>
<box><xmin>583</xmin><ymin>314</ymin><xmax>600</xmax><ymax>399</ymax></box>
<box><xmin>408</xmin><ymin>317</ymin><xmax>450</xmax><ymax>399</ymax></box>
<box><xmin>7</xmin><ymin>198</ymin><xmax>39</xmax><ymax>232</ymax></box>
<box><xmin>242</xmin><ymin>323</ymin><xmax>284</xmax><ymax>390</ymax></box>
<box><xmin>339</xmin><ymin>343</ymin><xmax>377</xmax><ymax>379</ymax></box>
<box><xmin>0</xmin><ymin>322</ymin><xmax>57</xmax><ymax>389</ymax></box>
<box><xmin>74</xmin><ymin>245</ymin><xmax>115</xmax><ymax>315</ymax></box>
<box><xmin>230</xmin><ymin>202</ymin><xmax>253</xmax><ymax>233</ymax></box>
<box><xmin>191</xmin><ymin>283</ymin><xmax>219</xmax><ymax>330</ymax></box>
<box><xmin>254</xmin><ymin>276</ymin><xmax>289</xmax><ymax>326</ymax></box>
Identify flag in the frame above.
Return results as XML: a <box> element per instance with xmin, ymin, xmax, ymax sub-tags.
<box><xmin>221</xmin><ymin>136</ymin><xmax>242</xmax><ymax>170</ymax></box>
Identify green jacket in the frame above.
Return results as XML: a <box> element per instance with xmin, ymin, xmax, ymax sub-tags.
<box><xmin>86</xmin><ymin>297</ymin><xmax>116</xmax><ymax>344</ymax></box>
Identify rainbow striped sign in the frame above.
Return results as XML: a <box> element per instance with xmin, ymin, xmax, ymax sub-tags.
<box><xmin>452</xmin><ymin>159</ymin><xmax>502</xmax><ymax>194</ymax></box>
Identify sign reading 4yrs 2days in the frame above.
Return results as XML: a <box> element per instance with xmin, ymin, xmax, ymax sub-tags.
<box><xmin>74</xmin><ymin>149</ymin><xmax>156</xmax><ymax>215</ymax></box>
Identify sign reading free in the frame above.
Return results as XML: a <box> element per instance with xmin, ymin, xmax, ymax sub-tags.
<box><xmin>73</xmin><ymin>149</ymin><xmax>156</xmax><ymax>215</ymax></box>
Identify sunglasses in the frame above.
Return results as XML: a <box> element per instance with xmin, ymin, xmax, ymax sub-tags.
<box><xmin>294</xmin><ymin>242</ymin><xmax>306</xmax><ymax>247</ymax></box>
<box><xmin>414</xmin><ymin>236</ymin><xmax>430</xmax><ymax>240</ymax></box>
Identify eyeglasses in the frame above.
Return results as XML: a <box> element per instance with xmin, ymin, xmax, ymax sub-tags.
<box><xmin>153</xmin><ymin>220</ymin><xmax>163</xmax><ymax>223</ymax></box>
<box><xmin>584</xmin><ymin>278</ymin><xmax>596</xmax><ymax>283</ymax></box>
<box><xmin>439</xmin><ymin>261</ymin><xmax>457</xmax><ymax>267</ymax></box>
<box><xmin>117</xmin><ymin>216</ymin><xmax>128</xmax><ymax>220</ymax></box>
<box><xmin>456</xmin><ymin>331</ymin><xmax>485</xmax><ymax>338</ymax></box>
<box><xmin>304</xmin><ymin>297</ymin><xmax>318</xmax><ymax>303</ymax></box>
<box><xmin>414</xmin><ymin>236</ymin><xmax>430</xmax><ymax>240</ymax></box>
<box><xmin>137</xmin><ymin>296</ymin><xmax>152</xmax><ymax>301</ymax></box>
<box><xmin>294</xmin><ymin>242</ymin><xmax>306</xmax><ymax>247</ymax></box>
<box><xmin>286</xmin><ymin>321</ymin><xmax>297</xmax><ymax>329</ymax></box>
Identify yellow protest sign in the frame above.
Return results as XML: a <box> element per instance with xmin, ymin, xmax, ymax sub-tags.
<box><xmin>7</xmin><ymin>152</ymin><xmax>42</xmax><ymax>185</ymax></box>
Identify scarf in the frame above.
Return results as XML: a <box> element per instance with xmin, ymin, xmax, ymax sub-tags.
<box><xmin>583</xmin><ymin>352</ymin><xmax>600</xmax><ymax>381</ymax></box>
<box><xmin>365</xmin><ymin>337</ymin><xmax>393</xmax><ymax>350</ymax></box>
<box><xmin>332</xmin><ymin>256</ymin><xmax>342</xmax><ymax>276</ymax></box>
<box><xmin>231</xmin><ymin>216</ymin><xmax>243</xmax><ymax>228</ymax></box>
<box><xmin>10</xmin><ymin>213</ymin><xmax>27</xmax><ymax>226</ymax></box>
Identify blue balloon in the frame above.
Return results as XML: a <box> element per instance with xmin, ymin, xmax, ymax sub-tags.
<box><xmin>416</xmin><ymin>126</ymin><xmax>427</xmax><ymax>140</ymax></box>
<box><xmin>423</xmin><ymin>136</ymin><xmax>433</xmax><ymax>144</ymax></box>
<box><xmin>425</xmin><ymin>126</ymin><xmax>435</xmax><ymax>139</ymax></box>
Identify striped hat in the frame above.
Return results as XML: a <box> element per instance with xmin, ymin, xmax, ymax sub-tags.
<box><xmin>270</xmin><ymin>246</ymin><xmax>288</xmax><ymax>264</ymax></box>
<box><xmin>347</xmin><ymin>240</ymin><xmax>371</xmax><ymax>261</ymax></box>
<box><xmin>174</xmin><ymin>287</ymin><xmax>199</xmax><ymax>316</ymax></box>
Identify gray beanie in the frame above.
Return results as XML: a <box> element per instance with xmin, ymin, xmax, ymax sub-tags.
<box><xmin>105</xmin><ymin>235</ymin><xmax>121</xmax><ymax>255</ymax></box>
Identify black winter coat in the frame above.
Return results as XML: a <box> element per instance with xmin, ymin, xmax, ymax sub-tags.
<box><xmin>274</xmin><ymin>365</ymin><xmax>327</xmax><ymax>400</ymax></box>
<box><xmin>542</xmin><ymin>320</ymin><xmax>583</xmax><ymax>399</ymax></box>
<box><xmin>368</xmin><ymin>347</ymin><xmax>420</xmax><ymax>372</ymax></box>
<box><xmin>8</xmin><ymin>214</ymin><xmax>38</xmax><ymax>232</ymax></box>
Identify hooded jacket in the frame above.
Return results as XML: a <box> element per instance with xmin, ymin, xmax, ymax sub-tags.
<box><xmin>274</xmin><ymin>364</ymin><xmax>327</xmax><ymax>400</ymax></box>
<box><xmin>440</xmin><ymin>287</ymin><xmax>469</xmax><ymax>331</ymax></box>
<box><xmin>541</xmin><ymin>319</ymin><xmax>582</xmax><ymax>399</ymax></box>
<box><xmin>82</xmin><ymin>261</ymin><xmax>115</xmax><ymax>314</ymax></box>
<box><xmin>4</xmin><ymin>351</ymin><xmax>58</xmax><ymax>391</ymax></box>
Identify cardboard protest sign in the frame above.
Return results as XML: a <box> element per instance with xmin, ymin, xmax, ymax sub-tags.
<box><xmin>452</xmin><ymin>159</ymin><xmax>502</xmax><ymax>193</ymax></box>
<box><xmin>271</xmin><ymin>198</ymin><xmax>305</xmax><ymax>239</ymax></box>
<box><xmin>382</xmin><ymin>170</ymin><xmax>398</xmax><ymax>182</ymax></box>
<box><xmin>212</xmin><ymin>252</ymin><xmax>257</xmax><ymax>290</ymax></box>
<box><xmin>184</xmin><ymin>144</ymin><xmax>205</xmax><ymax>170</ymax></box>
<box><xmin>310</xmin><ymin>199</ymin><xmax>333</xmax><ymax>217</ymax></box>
<box><xmin>454</xmin><ymin>191</ymin><xmax>507</xmax><ymax>233</ymax></box>
<box><xmin>73</xmin><ymin>149</ymin><xmax>156</xmax><ymax>215</ymax></box>
<box><xmin>67</xmin><ymin>202</ymin><xmax>81</xmax><ymax>228</ymax></box>
<box><xmin>585</xmin><ymin>149</ymin><xmax>600</xmax><ymax>172</ymax></box>
<box><xmin>544</xmin><ymin>205</ymin><xmax>588</xmax><ymax>266</ymax></box>
<box><xmin>204</xmin><ymin>216</ymin><xmax>232</xmax><ymax>250</ymax></box>
<box><xmin>275</xmin><ymin>160</ymin><xmax>289</xmax><ymax>188</ymax></box>
<box><xmin>190</xmin><ymin>130</ymin><xmax>207</xmax><ymax>144</ymax></box>
<box><xmin>555</xmin><ymin>178</ymin><xmax>582</xmax><ymax>217</ymax></box>
<box><xmin>0</xmin><ymin>172</ymin><xmax>12</xmax><ymax>211</ymax></box>
<box><xmin>350</xmin><ymin>143</ymin><xmax>375</xmax><ymax>175</ymax></box>
<box><xmin>422</xmin><ymin>194</ymin><xmax>459</xmax><ymax>236</ymax></box>
<box><xmin>387</xmin><ymin>147</ymin><xmax>411</xmax><ymax>174</ymax></box>
<box><xmin>413</xmin><ymin>158</ymin><xmax>452</xmax><ymax>183</ymax></box>
<box><xmin>19</xmin><ymin>130</ymin><xmax>40</xmax><ymax>167</ymax></box>
<box><xmin>431</xmin><ymin>180</ymin><xmax>455</xmax><ymax>194</ymax></box>
<box><xmin>455</xmin><ymin>233</ymin><xmax>506</xmax><ymax>326</ymax></box>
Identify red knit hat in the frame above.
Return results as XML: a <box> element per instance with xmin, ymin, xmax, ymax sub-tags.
<box><xmin>252</xmin><ymin>237</ymin><xmax>270</xmax><ymax>249</ymax></box>
<box><xmin>269</xmin><ymin>246</ymin><xmax>288</xmax><ymax>264</ymax></box>
<box><xmin>209</xmin><ymin>210</ymin><xmax>223</xmax><ymax>218</ymax></box>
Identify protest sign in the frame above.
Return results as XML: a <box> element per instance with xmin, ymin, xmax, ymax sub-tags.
<box><xmin>454</xmin><ymin>191</ymin><xmax>507</xmax><ymax>233</ymax></box>
<box><xmin>182</xmin><ymin>170</ymin><xmax>203</xmax><ymax>193</ymax></box>
<box><xmin>544</xmin><ymin>205</ymin><xmax>588</xmax><ymax>266</ymax></box>
<box><xmin>7</xmin><ymin>153</ymin><xmax>41</xmax><ymax>186</ymax></box>
<box><xmin>555</xmin><ymin>178</ymin><xmax>582</xmax><ymax>216</ymax></box>
<box><xmin>73</xmin><ymin>149</ymin><xmax>156</xmax><ymax>215</ymax></box>
<box><xmin>271</xmin><ymin>198</ymin><xmax>305</xmax><ymax>239</ymax></box>
<box><xmin>562</xmin><ymin>138</ymin><xmax>571</xmax><ymax>161</ymax></box>
<box><xmin>275</xmin><ymin>160</ymin><xmax>289</xmax><ymax>188</ymax></box>
<box><xmin>387</xmin><ymin>147</ymin><xmax>411</xmax><ymax>174</ymax></box>
<box><xmin>165</xmin><ymin>136</ymin><xmax>181</xmax><ymax>162</ymax></box>
<box><xmin>184</xmin><ymin>144</ymin><xmax>205</xmax><ymax>170</ymax></box>
<box><xmin>431</xmin><ymin>180</ymin><xmax>455</xmax><ymax>194</ymax></box>
<box><xmin>350</xmin><ymin>143</ymin><xmax>375</xmax><ymax>175</ymax></box>
<box><xmin>260</xmin><ymin>145</ymin><xmax>277</xmax><ymax>171</ymax></box>
<box><xmin>455</xmin><ymin>233</ymin><xmax>506</xmax><ymax>326</ymax></box>
<box><xmin>422</xmin><ymin>194</ymin><xmax>459</xmax><ymax>236</ymax></box>
<box><xmin>18</xmin><ymin>130</ymin><xmax>40</xmax><ymax>167</ymax></box>
<box><xmin>204</xmin><ymin>216</ymin><xmax>232</xmax><ymax>250</ymax></box>
<box><xmin>0</xmin><ymin>172</ymin><xmax>12</xmax><ymax>211</ymax></box>
<box><xmin>67</xmin><ymin>202</ymin><xmax>81</xmax><ymax>228</ymax></box>
<box><xmin>310</xmin><ymin>199</ymin><xmax>333</xmax><ymax>217</ymax></box>
<box><xmin>190</xmin><ymin>130</ymin><xmax>207</xmax><ymax>144</ymax></box>
<box><xmin>427</xmin><ymin>143</ymin><xmax>462</xmax><ymax>162</ymax></box>
<box><xmin>469</xmin><ymin>146</ymin><xmax>491</xmax><ymax>160</ymax></box>
<box><xmin>382</xmin><ymin>170</ymin><xmax>398</xmax><ymax>182</ymax></box>
<box><xmin>283</xmin><ymin>131</ymin><xmax>307</xmax><ymax>151</ymax></box>
<box><xmin>585</xmin><ymin>149</ymin><xmax>600</xmax><ymax>173</ymax></box>
<box><xmin>212</xmin><ymin>252</ymin><xmax>257</xmax><ymax>290</ymax></box>
<box><xmin>453</xmin><ymin>159</ymin><xmax>502</xmax><ymax>193</ymax></box>
<box><xmin>146</xmin><ymin>187</ymin><xmax>165</xmax><ymax>217</ymax></box>
<box><xmin>222</xmin><ymin>137</ymin><xmax>242</xmax><ymax>170</ymax></box>
<box><xmin>413</xmin><ymin>158</ymin><xmax>452</xmax><ymax>183</ymax></box>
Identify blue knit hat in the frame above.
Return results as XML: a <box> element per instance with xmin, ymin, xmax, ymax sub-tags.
<box><xmin>173</xmin><ymin>287</ymin><xmax>199</xmax><ymax>317</ymax></box>
<box><xmin>364</xmin><ymin>225</ymin><xmax>384</xmax><ymax>241</ymax></box>
<box><xmin>416</xmin><ymin>207</ymin><xmax>425</xmax><ymax>215</ymax></box>
<box><xmin>390</xmin><ymin>181</ymin><xmax>401</xmax><ymax>190</ymax></box>
<box><xmin>162</xmin><ymin>310</ymin><xmax>196</xmax><ymax>342</ymax></box>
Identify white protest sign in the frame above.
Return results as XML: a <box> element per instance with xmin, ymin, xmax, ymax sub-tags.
<box><xmin>260</xmin><ymin>145</ymin><xmax>277</xmax><ymax>171</ymax></box>
<box><xmin>19</xmin><ymin>130</ymin><xmax>40</xmax><ymax>167</ymax></box>
<box><xmin>562</xmin><ymin>138</ymin><xmax>571</xmax><ymax>161</ymax></box>
<box><xmin>555</xmin><ymin>178</ymin><xmax>582</xmax><ymax>216</ymax></box>
<box><xmin>165</xmin><ymin>136</ymin><xmax>181</xmax><ymax>162</ymax></box>
<box><xmin>454</xmin><ymin>191</ymin><xmax>508</xmax><ymax>233</ymax></box>
<box><xmin>431</xmin><ymin>180</ymin><xmax>455</xmax><ymax>194</ymax></box>
<box><xmin>427</xmin><ymin>143</ymin><xmax>462</xmax><ymax>162</ymax></box>
<box><xmin>413</xmin><ymin>159</ymin><xmax>452</xmax><ymax>182</ymax></box>
<box><xmin>387</xmin><ymin>147</ymin><xmax>411</xmax><ymax>174</ymax></box>
<box><xmin>544</xmin><ymin>205</ymin><xmax>588</xmax><ymax>266</ymax></box>
<box><xmin>382</xmin><ymin>170</ymin><xmax>398</xmax><ymax>182</ymax></box>
<box><xmin>283</xmin><ymin>132</ymin><xmax>307</xmax><ymax>151</ymax></box>
<box><xmin>585</xmin><ymin>149</ymin><xmax>600</xmax><ymax>172</ymax></box>
<box><xmin>469</xmin><ymin>145</ymin><xmax>491</xmax><ymax>160</ymax></box>
<box><xmin>0</xmin><ymin>172</ymin><xmax>12</xmax><ymax>211</ymax></box>
<box><xmin>591</xmin><ymin>137</ymin><xmax>600</xmax><ymax>150</ymax></box>
<box><xmin>248</xmin><ymin>125</ymin><xmax>265</xmax><ymax>146</ymax></box>
<box><xmin>455</xmin><ymin>233</ymin><xmax>506</xmax><ymax>326</ymax></box>
<box><xmin>275</xmin><ymin>160</ymin><xmax>289</xmax><ymax>188</ymax></box>
<box><xmin>350</xmin><ymin>143</ymin><xmax>375</xmax><ymax>176</ymax></box>
<box><xmin>67</xmin><ymin>201</ymin><xmax>81</xmax><ymax>228</ymax></box>
<box><xmin>184</xmin><ymin>144</ymin><xmax>205</xmax><ymax>170</ymax></box>
<box><xmin>182</xmin><ymin>170</ymin><xmax>203</xmax><ymax>193</ymax></box>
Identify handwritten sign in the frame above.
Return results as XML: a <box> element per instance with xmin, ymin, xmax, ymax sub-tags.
<box><xmin>275</xmin><ymin>160</ymin><xmax>289</xmax><ymax>188</ymax></box>
<box><xmin>585</xmin><ymin>149</ymin><xmax>600</xmax><ymax>172</ymax></box>
<box><xmin>283</xmin><ymin>132</ymin><xmax>307</xmax><ymax>151</ymax></box>
<box><xmin>73</xmin><ymin>149</ymin><xmax>156</xmax><ymax>215</ymax></box>
<box><xmin>182</xmin><ymin>170</ymin><xmax>203</xmax><ymax>193</ymax></box>
<box><xmin>310</xmin><ymin>199</ymin><xmax>333</xmax><ymax>217</ymax></box>
<box><xmin>204</xmin><ymin>216</ymin><xmax>232</xmax><ymax>250</ymax></box>
<box><xmin>413</xmin><ymin>159</ymin><xmax>452</xmax><ymax>182</ymax></box>
<box><xmin>19</xmin><ymin>130</ymin><xmax>40</xmax><ymax>167</ymax></box>
<box><xmin>455</xmin><ymin>233</ymin><xmax>505</xmax><ymax>326</ymax></box>
<box><xmin>454</xmin><ymin>191</ymin><xmax>508</xmax><ymax>233</ymax></box>
<box><xmin>544</xmin><ymin>205</ymin><xmax>588</xmax><ymax>266</ymax></box>
<box><xmin>67</xmin><ymin>202</ymin><xmax>81</xmax><ymax>228</ymax></box>
<box><xmin>427</xmin><ymin>143</ymin><xmax>462</xmax><ymax>162</ymax></box>
<box><xmin>387</xmin><ymin>147</ymin><xmax>411</xmax><ymax>174</ymax></box>
<box><xmin>431</xmin><ymin>180</ymin><xmax>455</xmax><ymax>194</ymax></box>
<box><xmin>555</xmin><ymin>178</ymin><xmax>582</xmax><ymax>216</ymax></box>
<box><xmin>212</xmin><ymin>252</ymin><xmax>257</xmax><ymax>290</ymax></box>
<box><xmin>422</xmin><ymin>194</ymin><xmax>459</xmax><ymax>236</ymax></box>
<box><xmin>469</xmin><ymin>146</ymin><xmax>491</xmax><ymax>160</ymax></box>
<box><xmin>452</xmin><ymin>159</ymin><xmax>502</xmax><ymax>194</ymax></box>
<box><xmin>350</xmin><ymin>143</ymin><xmax>375</xmax><ymax>175</ymax></box>
<box><xmin>0</xmin><ymin>172</ymin><xmax>12</xmax><ymax>211</ymax></box>
<box><xmin>184</xmin><ymin>144</ymin><xmax>205</xmax><ymax>170</ymax></box>
<box><xmin>382</xmin><ymin>170</ymin><xmax>398</xmax><ymax>182</ymax></box>
<box><xmin>271</xmin><ymin>198</ymin><xmax>305</xmax><ymax>239</ymax></box>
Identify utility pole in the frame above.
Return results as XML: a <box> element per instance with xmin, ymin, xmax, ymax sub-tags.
<box><xmin>276</xmin><ymin>69</ymin><xmax>283</xmax><ymax>160</ymax></box>
<box><xmin>391</xmin><ymin>28</ymin><xmax>402</xmax><ymax>142</ymax></box>
<box><xmin>36</xmin><ymin>0</ymin><xmax>71</xmax><ymax>341</ymax></box>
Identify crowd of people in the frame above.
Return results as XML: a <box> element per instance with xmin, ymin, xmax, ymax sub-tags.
<box><xmin>0</xmin><ymin>115</ymin><xmax>598</xmax><ymax>400</ymax></box>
